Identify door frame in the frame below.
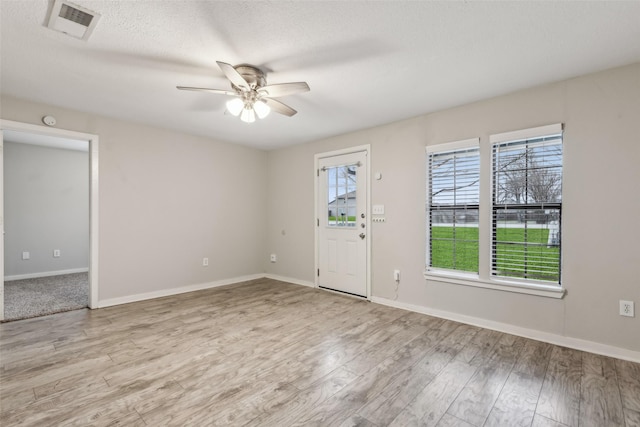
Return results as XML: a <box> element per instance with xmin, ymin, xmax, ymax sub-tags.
<box><xmin>0</xmin><ymin>119</ymin><xmax>99</xmax><ymax>320</ymax></box>
<box><xmin>314</xmin><ymin>144</ymin><xmax>371</xmax><ymax>299</ymax></box>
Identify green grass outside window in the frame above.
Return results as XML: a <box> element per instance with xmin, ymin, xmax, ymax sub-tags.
<box><xmin>430</xmin><ymin>226</ymin><xmax>560</xmax><ymax>282</ymax></box>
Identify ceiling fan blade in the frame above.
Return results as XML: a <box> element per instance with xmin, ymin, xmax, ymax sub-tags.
<box><xmin>258</xmin><ymin>82</ymin><xmax>310</xmax><ymax>97</ymax></box>
<box><xmin>216</xmin><ymin>61</ymin><xmax>251</xmax><ymax>91</ymax></box>
<box><xmin>177</xmin><ymin>86</ymin><xmax>237</xmax><ymax>96</ymax></box>
<box><xmin>262</xmin><ymin>98</ymin><xmax>297</xmax><ymax>117</ymax></box>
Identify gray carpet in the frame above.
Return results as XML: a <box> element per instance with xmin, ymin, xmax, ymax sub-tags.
<box><xmin>3</xmin><ymin>272</ymin><xmax>88</xmax><ymax>322</ymax></box>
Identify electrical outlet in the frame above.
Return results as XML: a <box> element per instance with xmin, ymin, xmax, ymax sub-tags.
<box><xmin>53</xmin><ymin>249</ymin><xmax>61</xmax><ymax>258</ymax></box>
<box><xmin>22</xmin><ymin>251</ymin><xmax>30</xmax><ymax>260</ymax></box>
<box><xmin>270</xmin><ymin>253</ymin><xmax>277</xmax><ymax>263</ymax></box>
<box><xmin>394</xmin><ymin>269</ymin><xmax>400</xmax><ymax>282</ymax></box>
<box><xmin>202</xmin><ymin>258</ymin><xmax>209</xmax><ymax>267</ymax></box>
<box><xmin>620</xmin><ymin>300</ymin><xmax>634</xmax><ymax>317</ymax></box>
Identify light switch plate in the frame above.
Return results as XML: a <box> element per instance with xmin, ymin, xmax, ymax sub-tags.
<box><xmin>372</xmin><ymin>204</ymin><xmax>385</xmax><ymax>215</ymax></box>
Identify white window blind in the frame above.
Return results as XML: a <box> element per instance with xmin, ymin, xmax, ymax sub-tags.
<box><xmin>491</xmin><ymin>126</ymin><xmax>563</xmax><ymax>283</ymax></box>
<box><xmin>427</xmin><ymin>140</ymin><xmax>480</xmax><ymax>273</ymax></box>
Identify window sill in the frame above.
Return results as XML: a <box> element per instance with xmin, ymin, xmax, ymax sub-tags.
<box><xmin>423</xmin><ymin>270</ymin><xmax>566</xmax><ymax>299</ymax></box>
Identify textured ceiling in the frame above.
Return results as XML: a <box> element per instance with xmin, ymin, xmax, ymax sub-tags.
<box><xmin>2</xmin><ymin>1</ymin><xmax>640</xmax><ymax>150</ymax></box>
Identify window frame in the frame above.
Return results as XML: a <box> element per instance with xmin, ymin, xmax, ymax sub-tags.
<box><xmin>426</xmin><ymin>138</ymin><xmax>480</xmax><ymax>277</ymax></box>
<box><xmin>424</xmin><ymin>125</ymin><xmax>565</xmax><ymax>299</ymax></box>
<box><xmin>490</xmin><ymin>124</ymin><xmax>563</xmax><ymax>285</ymax></box>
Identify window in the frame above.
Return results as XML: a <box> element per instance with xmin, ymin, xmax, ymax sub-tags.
<box><xmin>492</xmin><ymin>126</ymin><xmax>563</xmax><ymax>283</ymax></box>
<box><xmin>426</xmin><ymin>124</ymin><xmax>564</xmax><ymax>297</ymax></box>
<box><xmin>427</xmin><ymin>139</ymin><xmax>480</xmax><ymax>274</ymax></box>
<box><xmin>326</xmin><ymin>164</ymin><xmax>358</xmax><ymax>227</ymax></box>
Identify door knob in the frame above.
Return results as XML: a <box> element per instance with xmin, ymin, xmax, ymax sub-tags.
<box><xmin>359</xmin><ymin>233</ymin><xmax>365</xmax><ymax>239</ymax></box>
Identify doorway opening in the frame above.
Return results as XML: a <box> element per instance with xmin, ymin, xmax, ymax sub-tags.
<box><xmin>0</xmin><ymin>120</ymin><xmax>99</xmax><ymax>321</ymax></box>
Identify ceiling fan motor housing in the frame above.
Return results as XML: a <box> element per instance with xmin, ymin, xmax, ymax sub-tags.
<box><xmin>232</xmin><ymin>64</ymin><xmax>266</xmax><ymax>90</ymax></box>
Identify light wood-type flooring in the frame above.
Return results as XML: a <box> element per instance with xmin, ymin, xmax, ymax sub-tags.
<box><xmin>1</xmin><ymin>278</ymin><xmax>639</xmax><ymax>426</ymax></box>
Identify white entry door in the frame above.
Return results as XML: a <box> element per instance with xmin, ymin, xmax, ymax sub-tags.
<box><xmin>317</xmin><ymin>150</ymin><xmax>368</xmax><ymax>297</ymax></box>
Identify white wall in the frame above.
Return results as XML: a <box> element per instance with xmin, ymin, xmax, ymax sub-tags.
<box><xmin>266</xmin><ymin>63</ymin><xmax>640</xmax><ymax>354</ymax></box>
<box><xmin>4</xmin><ymin>141</ymin><xmax>89</xmax><ymax>278</ymax></box>
<box><xmin>1</xmin><ymin>95</ymin><xmax>268</xmax><ymax>302</ymax></box>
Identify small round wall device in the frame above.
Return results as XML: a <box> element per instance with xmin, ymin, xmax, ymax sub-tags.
<box><xmin>42</xmin><ymin>115</ymin><xmax>57</xmax><ymax>126</ymax></box>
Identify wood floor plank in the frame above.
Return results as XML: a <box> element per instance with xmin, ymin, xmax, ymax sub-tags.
<box><xmin>3</xmin><ymin>336</ymin><xmax>137</xmax><ymax>376</ymax></box>
<box><xmin>484</xmin><ymin>370</ymin><xmax>544</xmax><ymax>427</ymax></box>
<box><xmin>356</xmin><ymin>322</ymin><xmax>477</xmax><ymax>425</ymax></box>
<box><xmin>136</xmin><ymin>334</ymin><xmax>318</xmax><ymax>424</ymax></box>
<box><xmin>245</xmin><ymin>367</ymin><xmax>358</xmax><ymax>426</ymax></box>
<box><xmin>33</xmin><ymin>373</ymin><xmax>111</xmax><ymax>402</ymax></box>
<box><xmin>338</xmin><ymin>414</ymin><xmax>378</xmax><ymax>427</ymax></box>
<box><xmin>288</xmin><ymin>319</ymin><xmax>421</xmax><ymax>389</ymax></box>
<box><xmin>2</xmin><ymin>377</ymin><xmax>180</xmax><ymax>426</ymax></box>
<box><xmin>177</xmin><ymin>380</ymin><xmax>299</xmax><ymax>426</ymax></box>
<box><xmin>1</xmin><ymin>278</ymin><xmax>639</xmax><ymax>427</ymax></box>
<box><xmin>140</xmin><ymin>373</ymin><xmax>273</xmax><ymax>425</ymax></box>
<box><xmin>453</xmin><ymin>327</ymin><xmax>502</xmax><ymax>365</ymax></box>
<box><xmin>579</xmin><ymin>352</ymin><xmax>625</xmax><ymax>427</ymax></box>
<box><xmin>616</xmin><ymin>358</ymin><xmax>640</xmax><ymax>413</ymax></box>
<box><xmin>436</xmin><ymin>413</ymin><xmax>476</xmax><ymax>427</ymax></box>
<box><xmin>0</xmin><ymin>388</ymin><xmax>36</xmax><ymax>413</ymax></box>
<box><xmin>624</xmin><ymin>408</ymin><xmax>640</xmax><ymax>427</ymax></box>
<box><xmin>341</xmin><ymin>318</ymin><xmax>438</xmax><ymax>376</ymax></box>
<box><xmin>513</xmin><ymin>338</ymin><xmax>554</xmax><ymax>377</ymax></box>
<box><xmin>388</xmin><ymin>359</ymin><xmax>478</xmax><ymax>427</ymax></box>
<box><xmin>0</xmin><ymin>354</ymin><xmax>114</xmax><ymax>398</ymax></box>
<box><xmin>54</xmin><ymin>406</ymin><xmax>147</xmax><ymax>427</ymax></box>
<box><xmin>288</xmin><ymin>323</ymin><xmax>473</xmax><ymax>426</ymax></box>
<box><xmin>536</xmin><ymin>346</ymin><xmax>583</xmax><ymax>426</ymax></box>
<box><xmin>0</xmin><ymin>342</ymin><xmax>57</xmax><ymax>368</ymax></box>
<box><xmin>484</xmin><ymin>339</ymin><xmax>553</xmax><ymax>427</ymax></box>
<box><xmin>531</xmin><ymin>413</ymin><xmax>570</xmax><ymax>427</ymax></box>
<box><xmin>169</xmin><ymin>307</ymin><xmax>377</xmax><ymax>393</ymax></box>
<box><xmin>0</xmin><ymin>308</ymin><xmax>110</xmax><ymax>346</ymax></box>
<box><xmin>446</xmin><ymin>334</ymin><xmax>525</xmax><ymax>426</ymax></box>
<box><xmin>286</xmin><ymin>358</ymin><xmax>403</xmax><ymax>427</ymax></box>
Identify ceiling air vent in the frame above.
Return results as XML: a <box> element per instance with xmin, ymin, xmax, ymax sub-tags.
<box><xmin>46</xmin><ymin>0</ymin><xmax>101</xmax><ymax>41</ymax></box>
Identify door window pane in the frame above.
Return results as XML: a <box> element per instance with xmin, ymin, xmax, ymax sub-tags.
<box><xmin>327</xmin><ymin>164</ymin><xmax>357</xmax><ymax>227</ymax></box>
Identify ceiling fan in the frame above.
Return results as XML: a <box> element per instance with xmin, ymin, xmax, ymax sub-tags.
<box><xmin>177</xmin><ymin>61</ymin><xmax>310</xmax><ymax>123</ymax></box>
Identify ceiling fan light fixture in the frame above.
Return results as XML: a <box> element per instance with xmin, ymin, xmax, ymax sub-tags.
<box><xmin>178</xmin><ymin>61</ymin><xmax>309</xmax><ymax>122</ymax></box>
<box><xmin>226</xmin><ymin>98</ymin><xmax>244</xmax><ymax>116</ymax></box>
<box><xmin>240</xmin><ymin>107</ymin><xmax>256</xmax><ymax>123</ymax></box>
<box><xmin>253</xmin><ymin>100</ymin><xmax>271</xmax><ymax>119</ymax></box>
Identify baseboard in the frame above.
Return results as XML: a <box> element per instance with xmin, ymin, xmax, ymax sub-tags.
<box><xmin>264</xmin><ymin>274</ymin><xmax>315</xmax><ymax>288</ymax></box>
<box><xmin>4</xmin><ymin>268</ymin><xmax>89</xmax><ymax>282</ymax></box>
<box><xmin>97</xmin><ymin>274</ymin><xmax>264</xmax><ymax>308</ymax></box>
<box><xmin>371</xmin><ymin>296</ymin><xmax>640</xmax><ymax>364</ymax></box>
